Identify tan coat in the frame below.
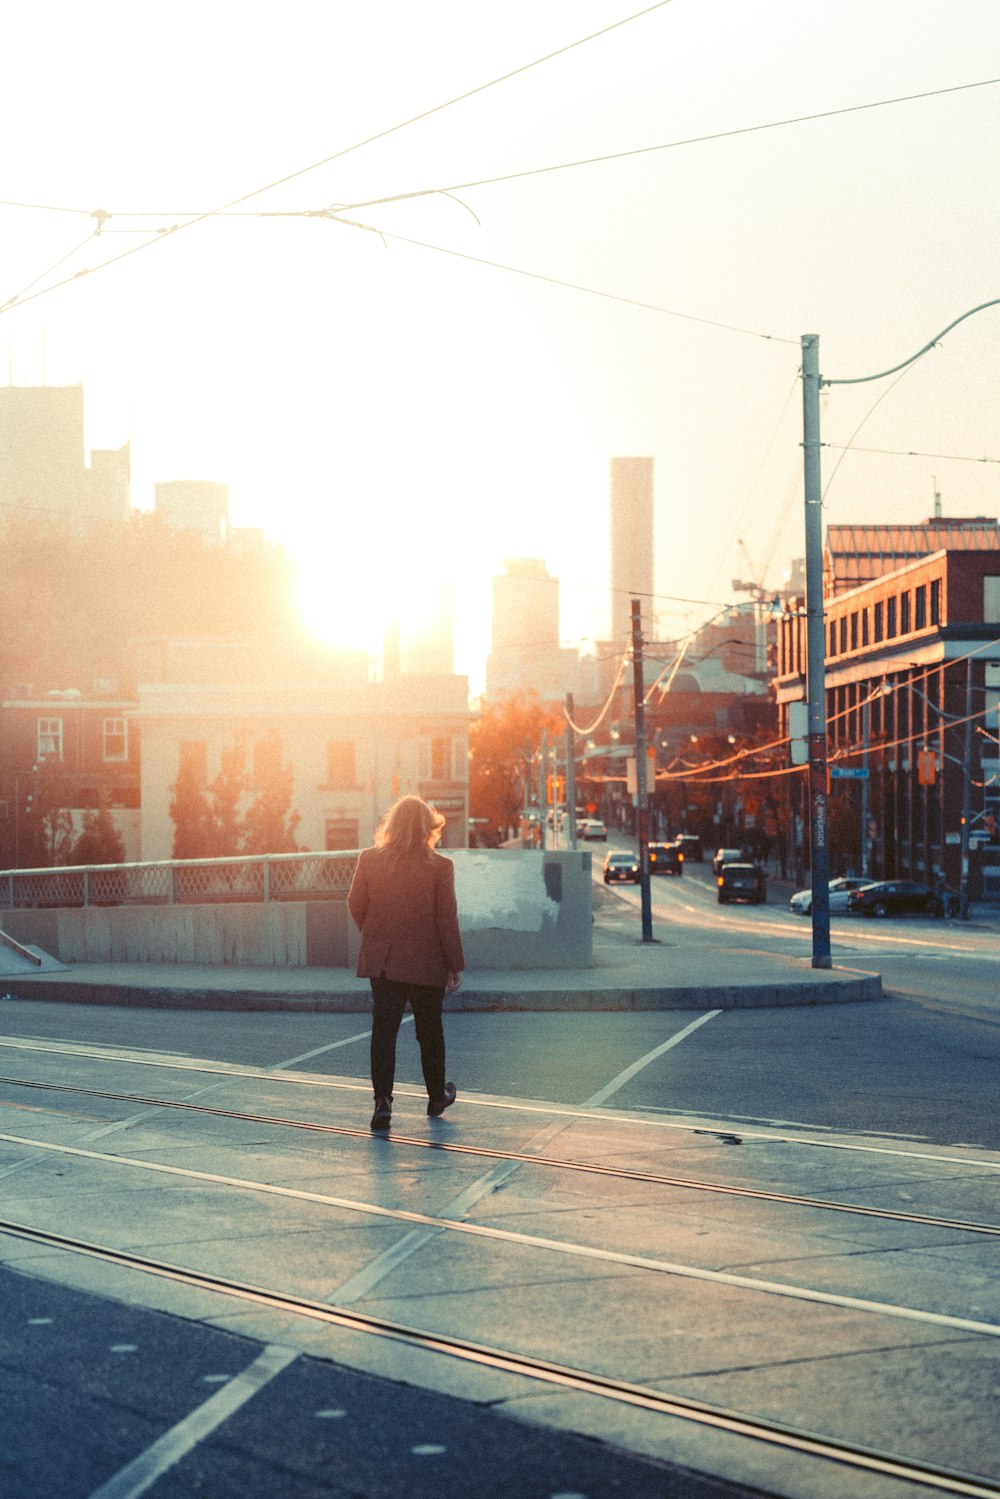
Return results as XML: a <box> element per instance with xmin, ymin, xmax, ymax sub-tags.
<box><xmin>348</xmin><ymin>846</ymin><xmax>466</xmax><ymax>988</ymax></box>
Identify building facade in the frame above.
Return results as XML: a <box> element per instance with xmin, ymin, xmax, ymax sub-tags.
<box><xmin>0</xmin><ymin>688</ymin><xmax>142</xmax><ymax>867</ymax></box>
<box><xmin>775</xmin><ymin>540</ymin><xmax>1000</xmax><ymax>897</ymax></box>
<box><xmin>135</xmin><ymin>641</ymin><xmax>470</xmax><ymax>860</ymax></box>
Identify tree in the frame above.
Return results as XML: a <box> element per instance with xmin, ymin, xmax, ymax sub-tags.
<box><xmin>210</xmin><ymin>742</ymin><xmax>249</xmax><ymax>857</ymax></box>
<box><xmin>72</xmin><ymin>797</ymin><xmax>126</xmax><ymax>866</ymax></box>
<box><xmin>168</xmin><ymin>735</ymin><xmax>301</xmax><ymax>859</ymax></box>
<box><xmin>243</xmin><ymin>732</ymin><xmax>300</xmax><ymax>854</ymax></box>
<box><xmin>17</xmin><ymin>759</ymin><xmax>75</xmax><ymax>867</ymax></box>
<box><xmin>469</xmin><ymin>691</ymin><xmax>564</xmax><ymax>834</ymax></box>
<box><xmin>169</xmin><ymin>761</ymin><xmax>216</xmax><ymax>860</ymax></box>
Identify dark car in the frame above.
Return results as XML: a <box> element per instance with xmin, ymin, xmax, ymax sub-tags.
<box><xmin>712</xmin><ymin>846</ymin><xmax>743</xmax><ymax>877</ymax></box>
<box><xmin>603</xmin><ymin>850</ymin><xmax>640</xmax><ymax>884</ymax></box>
<box><xmin>648</xmin><ymin>841</ymin><xmax>683</xmax><ymax>875</ymax></box>
<box><xmin>674</xmin><ymin>833</ymin><xmax>703</xmax><ymax>861</ymax></box>
<box><xmin>847</xmin><ymin>880</ymin><xmax>944</xmax><ymax>918</ymax></box>
<box><xmin>717</xmin><ymin>862</ymin><xmax>766</xmax><ymax>905</ymax></box>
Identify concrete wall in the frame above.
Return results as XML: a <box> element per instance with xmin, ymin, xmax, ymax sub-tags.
<box><xmin>3</xmin><ymin>850</ymin><xmax>593</xmax><ymax>971</ymax></box>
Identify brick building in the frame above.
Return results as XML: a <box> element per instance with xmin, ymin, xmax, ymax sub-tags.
<box><xmin>775</xmin><ymin>522</ymin><xmax>1000</xmax><ymax>897</ymax></box>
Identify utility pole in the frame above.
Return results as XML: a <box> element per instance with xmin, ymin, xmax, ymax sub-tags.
<box><xmin>631</xmin><ymin>599</ymin><xmax>654</xmax><ymax>942</ymax></box>
<box><xmin>564</xmin><ymin>694</ymin><xmax>578</xmax><ymax>851</ymax></box>
<box><xmin>860</xmin><ymin>696</ymin><xmax>870</xmax><ymax>879</ymax></box>
<box><xmin>801</xmin><ymin>334</ymin><xmax>832</xmax><ymax>967</ymax></box>
<box><xmin>539</xmin><ymin>727</ymin><xmax>548</xmax><ymax>852</ymax></box>
<box><xmin>959</xmin><ymin>657</ymin><xmax>973</xmax><ymax>920</ymax></box>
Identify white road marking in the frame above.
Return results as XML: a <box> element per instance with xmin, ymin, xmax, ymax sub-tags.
<box><xmin>583</xmin><ymin>1011</ymin><xmax>722</xmax><ymax>1107</ymax></box>
<box><xmin>85</xmin><ymin>1342</ymin><xmax>299</xmax><ymax>1499</ymax></box>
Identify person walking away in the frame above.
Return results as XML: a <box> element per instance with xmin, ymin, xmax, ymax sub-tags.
<box><xmin>348</xmin><ymin>796</ymin><xmax>465</xmax><ymax>1131</ymax></box>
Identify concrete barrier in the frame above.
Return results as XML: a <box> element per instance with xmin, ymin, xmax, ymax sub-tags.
<box><xmin>2</xmin><ymin>850</ymin><xmax>593</xmax><ymax>972</ymax></box>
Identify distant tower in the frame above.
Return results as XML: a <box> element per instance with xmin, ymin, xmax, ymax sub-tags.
<box><xmin>400</xmin><ymin>584</ymin><xmax>455</xmax><ymax>674</ymax></box>
<box><xmin>155</xmin><ymin>480</ymin><xmax>230</xmax><ymax>543</ymax></box>
<box><xmin>491</xmin><ymin>558</ymin><xmax>559</xmax><ymax>651</ymax></box>
<box><xmin>0</xmin><ymin>384</ymin><xmax>86</xmax><ymax>519</ymax></box>
<box><xmin>609</xmin><ymin>456</ymin><xmax>654</xmax><ymax>641</ymax></box>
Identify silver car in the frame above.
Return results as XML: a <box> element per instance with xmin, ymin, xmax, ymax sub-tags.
<box><xmin>789</xmin><ymin>876</ymin><xmax>874</xmax><ymax>916</ymax></box>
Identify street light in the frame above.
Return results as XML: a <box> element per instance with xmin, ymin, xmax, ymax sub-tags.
<box><xmin>800</xmin><ymin>299</ymin><xmax>1000</xmax><ymax>963</ymax></box>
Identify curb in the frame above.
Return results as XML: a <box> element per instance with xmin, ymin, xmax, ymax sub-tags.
<box><xmin>5</xmin><ymin>971</ymin><xmax>883</xmax><ymax>1012</ymax></box>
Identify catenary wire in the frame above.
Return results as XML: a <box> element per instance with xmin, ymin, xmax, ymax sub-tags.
<box><xmin>0</xmin><ymin>2</ymin><xmax>675</xmax><ymax>319</ymax></box>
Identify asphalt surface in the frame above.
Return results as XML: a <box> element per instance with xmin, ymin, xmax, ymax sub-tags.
<box><xmin>0</xmin><ymin>866</ymin><xmax>996</xmax><ymax>1498</ymax></box>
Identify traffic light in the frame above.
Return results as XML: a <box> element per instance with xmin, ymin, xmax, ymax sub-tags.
<box><xmin>917</xmin><ymin>750</ymin><xmax>937</xmax><ymax>786</ymax></box>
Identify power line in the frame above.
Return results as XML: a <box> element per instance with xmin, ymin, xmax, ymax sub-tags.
<box><xmin>822</xmin><ymin>443</ymin><xmax>1000</xmax><ymax>466</ymax></box>
<box><xmin>326</xmin><ymin>214</ymin><xmax>797</xmax><ymax>343</ymax></box>
<box><xmin>0</xmin><ymin>3</ymin><xmax>675</xmax><ymax>319</ymax></box>
<box><xmin>322</xmin><ymin>76</ymin><xmax>1000</xmax><ymax>214</ymax></box>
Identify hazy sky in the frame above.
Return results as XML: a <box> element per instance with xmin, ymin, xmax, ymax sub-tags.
<box><xmin>3</xmin><ymin>1</ymin><xmax>999</xmax><ymax>689</ymax></box>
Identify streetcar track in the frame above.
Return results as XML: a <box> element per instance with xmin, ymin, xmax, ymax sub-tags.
<box><xmin>1</xmin><ymin>1071</ymin><xmax>997</xmax><ymax>1238</ymax></box>
<box><xmin>4</xmin><ymin>1036</ymin><xmax>999</xmax><ymax>1171</ymax></box>
<box><xmin>1</xmin><ymin>1128</ymin><xmax>997</xmax><ymax>1339</ymax></box>
<box><xmin>1</xmin><ymin>1215</ymin><xmax>997</xmax><ymax>1498</ymax></box>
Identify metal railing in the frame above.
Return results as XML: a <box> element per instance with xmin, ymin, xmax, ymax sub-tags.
<box><xmin>0</xmin><ymin>850</ymin><xmax>359</xmax><ymax>910</ymax></box>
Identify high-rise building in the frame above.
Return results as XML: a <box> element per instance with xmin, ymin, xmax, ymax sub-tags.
<box><xmin>0</xmin><ymin>384</ymin><xmax>86</xmax><ymax>520</ymax></box>
<box><xmin>491</xmin><ymin>558</ymin><xmax>559</xmax><ymax>651</ymax></box>
<box><xmin>87</xmin><ymin>442</ymin><xmax>131</xmax><ymax>521</ymax></box>
<box><xmin>486</xmin><ymin>559</ymin><xmax>581</xmax><ymax>700</ymax></box>
<box><xmin>155</xmin><ymin>480</ymin><xmax>229</xmax><ymax>543</ymax></box>
<box><xmin>609</xmin><ymin>455</ymin><xmax>654</xmax><ymax>641</ymax></box>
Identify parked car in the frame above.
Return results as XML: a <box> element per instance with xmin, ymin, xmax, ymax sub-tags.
<box><xmin>648</xmin><ymin>841</ymin><xmax>683</xmax><ymax>875</ymax></box>
<box><xmin>579</xmin><ymin>819</ymin><xmax>608</xmax><ymax>841</ymax></box>
<box><xmin>603</xmin><ymin>850</ymin><xmax>640</xmax><ymax>884</ymax></box>
<box><xmin>717</xmin><ymin>862</ymin><xmax>767</xmax><ymax>905</ymax></box>
<box><xmin>712</xmin><ymin>847</ymin><xmax>743</xmax><ymax>876</ymax></box>
<box><xmin>846</xmin><ymin>880</ymin><xmax>944</xmax><ymax>918</ymax></box>
<box><xmin>789</xmin><ymin>876</ymin><xmax>874</xmax><ymax>916</ymax></box>
<box><xmin>674</xmin><ymin>833</ymin><xmax>703</xmax><ymax>861</ymax></box>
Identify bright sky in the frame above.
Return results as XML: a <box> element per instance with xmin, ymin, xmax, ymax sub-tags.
<box><xmin>3</xmin><ymin>1</ymin><xmax>999</xmax><ymax>692</ymax></box>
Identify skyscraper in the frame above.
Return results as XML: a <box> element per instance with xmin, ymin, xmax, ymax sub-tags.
<box><xmin>609</xmin><ymin>455</ymin><xmax>654</xmax><ymax>641</ymax></box>
<box><xmin>0</xmin><ymin>384</ymin><xmax>86</xmax><ymax>520</ymax></box>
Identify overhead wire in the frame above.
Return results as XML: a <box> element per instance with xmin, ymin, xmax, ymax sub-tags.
<box><xmin>0</xmin><ymin>2</ymin><xmax>676</xmax><ymax>319</ymax></box>
<box><xmin>318</xmin><ymin>214</ymin><xmax>796</xmax><ymax>343</ymax></box>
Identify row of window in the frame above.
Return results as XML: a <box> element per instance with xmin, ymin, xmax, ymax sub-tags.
<box><xmin>828</xmin><ymin>580</ymin><xmax>941</xmax><ymax>660</ymax></box>
<box><xmin>179</xmin><ymin>735</ymin><xmax>457</xmax><ymax>790</ymax></box>
<box><xmin>35</xmin><ymin>717</ymin><xmax>129</xmax><ymax>763</ymax></box>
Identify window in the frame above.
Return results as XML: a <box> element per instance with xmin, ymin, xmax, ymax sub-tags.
<box><xmin>430</xmin><ymin>736</ymin><xmax>451</xmax><ymax>780</ymax></box>
<box><xmin>325</xmin><ymin>817</ymin><xmax>359</xmax><ymax>850</ymax></box>
<box><xmin>915</xmin><ymin>584</ymin><xmax>927</xmax><ymax>629</ymax></box>
<box><xmin>179</xmin><ymin>740</ymin><xmax>208</xmax><ymax>787</ymax></box>
<box><xmin>862</xmin><ymin>610</ymin><xmax>870</xmax><ymax>646</ymax></box>
<box><xmin>838</xmin><ymin>617</ymin><xmax>847</xmax><ymax>654</ymax></box>
<box><xmin>103</xmin><ymin>717</ymin><xmax>128</xmax><ymax>762</ymax></box>
<box><xmin>886</xmin><ymin>596</ymin><xmax>897</xmax><ymax>639</ymax></box>
<box><xmin>873</xmin><ymin>602</ymin><xmax>884</xmax><ymax>643</ymax></box>
<box><xmin>326</xmin><ymin>741</ymin><xmax>356</xmax><ymax>788</ymax></box>
<box><xmin>37</xmin><ymin>716</ymin><xmax>63</xmax><ymax>760</ymax></box>
<box><xmin>930</xmin><ymin>579</ymin><xmax>941</xmax><ymax>624</ymax></box>
<box><xmin>828</xmin><ymin>622</ymin><xmax>836</xmax><ymax>657</ymax></box>
<box><xmin>850</xmin><ymin>612</ymin><xmax>859</xmax><ymax>650</ymax></box>
<box><xmin>985</xmin><ymin>576</ymin><xmax>1000</xmax><ymax>624</ymax></box>
<box><xmin>900</xmin><ymin>592</ymin><xmax>911</xmax><ymax>634</ymax></box>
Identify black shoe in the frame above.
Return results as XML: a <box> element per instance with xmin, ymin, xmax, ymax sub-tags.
<box><xmin>370</xmin><ymin>1097</ymin><xmax>392</xmax><ymax>1131</ymax></box>
<box><xmin>427</xmin><ymin>1081</ymin><xmax>457</xmax><ymax>1117</ymax></box>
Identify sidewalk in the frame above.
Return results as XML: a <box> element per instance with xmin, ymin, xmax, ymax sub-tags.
<box><xmin>2</xmin><ymin>880</ymin><xmax>883</xmax><ymax>1011</ymax></box>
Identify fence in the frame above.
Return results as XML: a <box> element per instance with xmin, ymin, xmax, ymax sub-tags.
<box><xmin>0</xmin><ymin>850</ymin><xmax>358</xmax><ymax>911</ymax></box>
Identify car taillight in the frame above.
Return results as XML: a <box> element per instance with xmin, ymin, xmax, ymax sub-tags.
<box><xmin>678</xmin><ymin>853</ymin><xmax>684</xmax><ymax>862</ymax></box>
<box><xmin>717</xmin><ymin>876</ymin><xmax>723</xmax><ymax>887</ymax></box>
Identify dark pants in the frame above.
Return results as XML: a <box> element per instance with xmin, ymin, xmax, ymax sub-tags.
<box><xmin>370</xmin><ymin>975</ymin><xmax>446</xmax><ymax>1101</ymax></box>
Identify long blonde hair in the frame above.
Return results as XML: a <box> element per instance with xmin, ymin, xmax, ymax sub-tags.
<box><xmin>375</xmin><ymin>795</ymin><xmax>445</xmax><ymax>859</ymax></box>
